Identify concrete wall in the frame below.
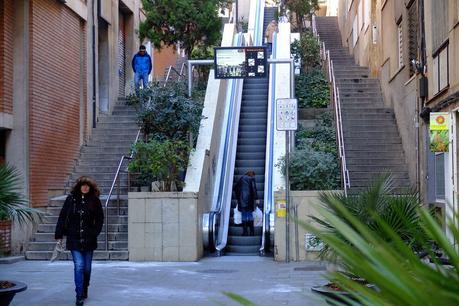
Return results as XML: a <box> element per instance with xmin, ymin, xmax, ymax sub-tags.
<box><xmin>128</xmin><ymin>192</ymin><xmax>199</xmax><ymax>261</ymax></box>
<box><xmin>152</xmin><ymin>45</ymin><xmax>178</xmax><ymax>80</ymax></box>
<box><xmin>274</xmin><ymin>191</ymin><xmax>339</xmax><ymax>262</ymax></box>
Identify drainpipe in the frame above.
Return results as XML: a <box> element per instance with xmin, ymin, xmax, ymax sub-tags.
<box><xmin>92</xmin><ymin>0</ymin><xmax>97</xmax><ymax>128</ymax></box>
<box><xmin>417</xmin><ymin>0</ymin><xmax>427</xmax><ymax>197</ymax></box>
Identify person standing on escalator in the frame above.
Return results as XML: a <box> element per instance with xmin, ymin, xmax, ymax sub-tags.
<box><xmin>234</xmin><ymin>170</ymin><xmax>258</xmax><ymax>236</ymax></box>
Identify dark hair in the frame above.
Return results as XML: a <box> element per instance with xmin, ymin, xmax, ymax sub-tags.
<box><xmin>245</xmin><ymin>170</ymin><xmax>256</xmax><ymax>177</ymax></box>
<box><xmin>71</xmin><ymin>176</ymin><xmax>100</xmax><ymax>197</ymax></box>
<box><xmin>139</xmin><ymin>45</ymin><xmax>146</xmax><ymax>50</ymax></box>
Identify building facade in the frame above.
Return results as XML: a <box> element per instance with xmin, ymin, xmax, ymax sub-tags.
<box><xmin>336</xmin><ymin>0</ymin><xmax>459</xmax><ymax>229</ymax></box>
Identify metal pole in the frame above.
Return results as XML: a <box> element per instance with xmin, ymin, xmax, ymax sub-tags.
<box><xmin>187</xmin><ymin>60</ymin><xmax>214</xmax><ymax>97</ymax></box>
<box><xmin>285</xmin><ymin>130</ymin><xmax>290</xmax><ymax>263</ymax></box>
<box><xmin>188</xmin><ymin>63</ymin><xmax>193</xmax><ymax>97</ymax></box>
<box><xmin>267</xmin><ymin>58</ymin><xmax>295</xmax><ymax>262</ymax></box>
<box><xmin>235</xmin><ymin>0</ymin><xmax>239</xmax><ymax>31</ymax></box>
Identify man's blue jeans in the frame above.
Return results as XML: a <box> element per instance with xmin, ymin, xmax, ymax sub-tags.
<box><xmin>134</xmin><ymin>72</ymin><xmax>149</xmax><ymax>94</ymax></box>
<box><xmin>71</xmin><ymin>250</ymin><xmax>93</xmax><ymax>298</ymax></box>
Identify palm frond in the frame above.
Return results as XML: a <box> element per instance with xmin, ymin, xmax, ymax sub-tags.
<box><xmin>0</xmin><ymin>164</ymin><xmax>44</xmax><ymax>226</ymax></box>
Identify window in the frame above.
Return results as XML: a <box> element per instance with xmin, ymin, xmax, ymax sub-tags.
<box><xmin>432</xmin><ymin>45</ymin><xmax>449</xmax><ymax>95</ymax></box>
<box><xmin>407</xmin><ymin>1</ymin><xmax>418</xmax><ymax>76</ymax></box>
<box><xmin>431</xmin><ymin>0</ymin><xmax>448</xmax><ymax>52</ymax></box>
<box><xmin>364</xmin><ymin>0</ymin><xmax>370</xmax><ymax>31</ymax></box>
<box><xmin>358</xmin><ymin>0</ymin><xmax>364</xmax><ymax>31</ymax></box>
<box><xmin>397</xmin><ymin>21</ymin><xmax>403</xmax><ymax>69</ymax></box>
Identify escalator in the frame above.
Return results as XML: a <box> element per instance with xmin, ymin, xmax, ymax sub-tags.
<box><xmin>225</xmin><ymin>7</ymin><xmax>277</xmax><ymax>256</ymax></box>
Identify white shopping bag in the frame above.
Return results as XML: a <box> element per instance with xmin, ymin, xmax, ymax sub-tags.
<box><xmin>233</xmin><ymin>207</ymin><xmax>242</xmax><ymax>225</ymax></box>
<box><xmin>253</xmin><ymin>207</ymin><xmax>263</xmax><ymax>227</ymax></box>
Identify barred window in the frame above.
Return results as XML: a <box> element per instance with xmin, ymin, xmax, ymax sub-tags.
<box><xmin>407</xmin><ymin>1</ymin><xmax>418</xmax><ymax>76</ymax></box>
<box><xmin>397</xmin><ymin>21</ymin><xmax>403</xmax><ymax>69</ymax></box>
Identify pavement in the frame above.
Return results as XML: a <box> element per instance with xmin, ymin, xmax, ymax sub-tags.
<box><xmin>0</xmin><ymin>256</ymin><xmax>328</xmax><ymax>306</ymax></box>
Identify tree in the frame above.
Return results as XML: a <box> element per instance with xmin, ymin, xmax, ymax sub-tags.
<box><xmin>140</xmin><ymin>0</ymin><xmax>224</xmax><ymax>57</ymax></box>
<box><xmin>284</xmin><ymin>0</ymin><xmax>319</xmax><ymax>33</ymax></box>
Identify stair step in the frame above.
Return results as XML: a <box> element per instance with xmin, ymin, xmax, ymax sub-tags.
<box><xmin>25</xmin><ymin>250</ymin><xmax>129</xmax><ymax>260</ymax></box>
<box><xmin>27</xmin><ymin>240</ymin><xmax>127</xmax><ymax>251</ymax></box>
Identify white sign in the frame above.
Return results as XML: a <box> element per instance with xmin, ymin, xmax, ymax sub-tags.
<box><xmin>276</xmin><ymin>98</ymin><xmax>298</xmax><ymax>131</ymax></box>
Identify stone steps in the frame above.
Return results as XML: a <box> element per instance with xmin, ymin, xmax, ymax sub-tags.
<box><xmin>316</xmin><ymin>16</ymin><xmax>411</xmax><ymax>191</ymax></box>
<box><xmin>26</xmin><ymin>100</ymin><xmax>136</xmax><ymax>260</ymax></box>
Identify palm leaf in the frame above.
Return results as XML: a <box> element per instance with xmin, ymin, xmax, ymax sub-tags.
<box><xmin>0</xmin><ymin>164</ymin><xmax>43</xmax><ymax>226</ymax></box>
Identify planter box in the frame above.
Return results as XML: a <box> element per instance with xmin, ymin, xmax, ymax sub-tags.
<box><xmin>274</xmin><ymin>190</ymin><xmax>342</xmax><ymax>262</ymax></box>
<box><xmin>128</xmin><ymin>192</ymin><xmax>200</xmax><ymax>261</ymax></box>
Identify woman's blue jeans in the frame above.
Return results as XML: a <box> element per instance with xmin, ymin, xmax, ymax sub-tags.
<box><xmin>71</xmin><ymin>250</ymin><xmax>93</xmax><ymax>298</ymax></box>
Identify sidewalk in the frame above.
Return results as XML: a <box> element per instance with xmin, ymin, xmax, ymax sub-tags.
<box><xmin>0</xmin><ymin>256</ymin><xmax>327</xmax><ymax>306</ymax></box>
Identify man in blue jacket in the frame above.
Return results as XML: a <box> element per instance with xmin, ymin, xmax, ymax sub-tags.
<box><xmin>131</xmin><ymin>45</ymin><xmax>152</xmax><ymax>94</ymax></box>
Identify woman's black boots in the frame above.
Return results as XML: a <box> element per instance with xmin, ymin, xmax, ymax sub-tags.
<box><xmin>76</xmin><ymin>296</ymin><xmax>84</xmax><ymax>305</ymax></box>
<box><xmin>248</xmin><ymin>220</ymin><xmax>254</xmax><ymax>236</ymax></box>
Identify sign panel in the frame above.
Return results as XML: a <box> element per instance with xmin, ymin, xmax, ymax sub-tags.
<box><xmin>276</xmin><ymin>199</ymin><xmax>286</xmax><ymax>218</ymax></box>
<box><xmin>276</xmin><ymin>98</ymin><xmax>298</xmax><ymax>131</ymax></box>
<box><xmin>214</xmin><ymin>47</ymin><xmax>267</xmax><ymax>79</ymax></box>
<box><xmin>430</xmin><ymin>112</ymin><xmax>449</xmax><ymax>152</ymax></box>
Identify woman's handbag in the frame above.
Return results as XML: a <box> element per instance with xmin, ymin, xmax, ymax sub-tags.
<box><xmin>50</xmin><ymin>240</ymin><xmax>65</xmax><ymax>262</ymax></box>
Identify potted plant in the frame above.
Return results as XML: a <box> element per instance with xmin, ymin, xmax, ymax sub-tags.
<box><xmin>308</xmin><ymin>175</ymin><xmax>425</xmax><ymax>304</ymax></box>
<box><xmin>0</xmin><ymin>164</ymin><xmax>43</xmax><ymax>305</ymax></box>
<box><xmin>304</xmin><ymin>191</ymin><xmax>459</xmax><ymax>305</ymax></box>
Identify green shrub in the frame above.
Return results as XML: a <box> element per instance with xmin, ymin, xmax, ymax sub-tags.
<box><xmin>280</xmin><ymin>112</ymin><xmax>339</xmax><ymax>190</ymax></box>
<box><xmin>277</xmin><ymin>145</ymin><xmax>340</xmax><ymax>190</ymax></box>
<box><xmin>127</xmin><ymin>81</ymin><xmax>203</xmax><ymax>144</ymax></box>
<box><xmin>295</xmin><ymin>69</ymin><xmax>330</xmax><ymax>108</ymax></box>
<box><xmin>291</xmin><ymin>30</ymin><xmax>321</xmax><ymax>72</ymax></box>
<box><xmin>128</xmin><ymin>140</ymin><xmax>191</xmax><ymax>191</ymax></box>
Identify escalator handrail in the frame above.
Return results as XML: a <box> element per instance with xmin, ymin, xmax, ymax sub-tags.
<box><xmin>260</xmin><ymin>31</ymin><xmax>278</xmax><ymax>255</ymax></box>
<box><xmin>212</xmin><ymin>33</ymin><xmax>244</xmax><ymax>252</ymax></box>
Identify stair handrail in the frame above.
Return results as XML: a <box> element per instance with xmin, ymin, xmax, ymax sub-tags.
<box><xmin>103</xmin><ymin>128</ymin><xmax>141</xmax><ymax>251</ymax></box>
<box><xmin>312</xmin><ymin>16</ymin><xmax>350</xmax><ymax>195</ymax></box>
<box><xmin>164</xmin><ymin>65</ymin><xmax>186</xmax><ymax>85</ymax></box>
<box><xmin>178</xmin><ymin>62</ymin><xmax>187</xmax><ymax>80</ymax></box>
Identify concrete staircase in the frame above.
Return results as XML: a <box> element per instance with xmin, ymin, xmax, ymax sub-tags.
<box><xmin>25</xmin><ymin>98</ymin><xmax>137</xmax><ymax>260</ymax></box>
<box><xmin>315</xmin><ymin>17</ymin><xmax>411</xmax><ymax>192</ymax></box>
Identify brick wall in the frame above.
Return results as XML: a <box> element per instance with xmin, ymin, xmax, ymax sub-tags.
<box><xmin>29</xmin><ymin>0</ymin><xmax>87</xmax><ymax>207</ymax></box>
<box><xmin>0</xmin><ymin>0</ymin><xmax>14</xmax><ymax>114</ymax></box>
<box><xmin>153</xmin><ymin>45</ymin><xmax>178</xmax><ymax>79</ymax></box>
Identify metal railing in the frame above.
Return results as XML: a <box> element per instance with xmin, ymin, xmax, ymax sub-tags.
<box><xmin>104</xmin><ymin>129</ymin><xmax>141</xmax><ymax>251</ymax></box>
<box><xmin>104</xmin><ymin>61</ymin><xmax>187</xmax><ymax>251</ymax></box>
<box><xmin>164</xmin><ymin>62</ymin><xmax>187</xmax><ymax>85</ymax></box>
<box><xmin>312</xmin><ymin>15</ymin><xmax>350</xmax><ymax>195</ymax></box>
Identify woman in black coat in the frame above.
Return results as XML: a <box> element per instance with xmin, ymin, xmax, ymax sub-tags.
<box><xmin>55</xmin><ymin>176</ymin><xmax>104</xmax><ymax>306</ymax></box>
<box><xmin>234</xmin><ymin>170</ymin><xmax>258</xmax><ymax>236</ymax></box>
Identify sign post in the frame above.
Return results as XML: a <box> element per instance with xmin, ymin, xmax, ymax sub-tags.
<box><xmin>276</xmin><ymin>98</ymin><xmax>298</xmax><ymax>262</ymax></box>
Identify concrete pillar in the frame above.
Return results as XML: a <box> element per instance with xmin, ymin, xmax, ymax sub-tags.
<box><xmin>8</xmin><ymin>0</ymin><xmax>32</xmax><ymax>254</ymax></box>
